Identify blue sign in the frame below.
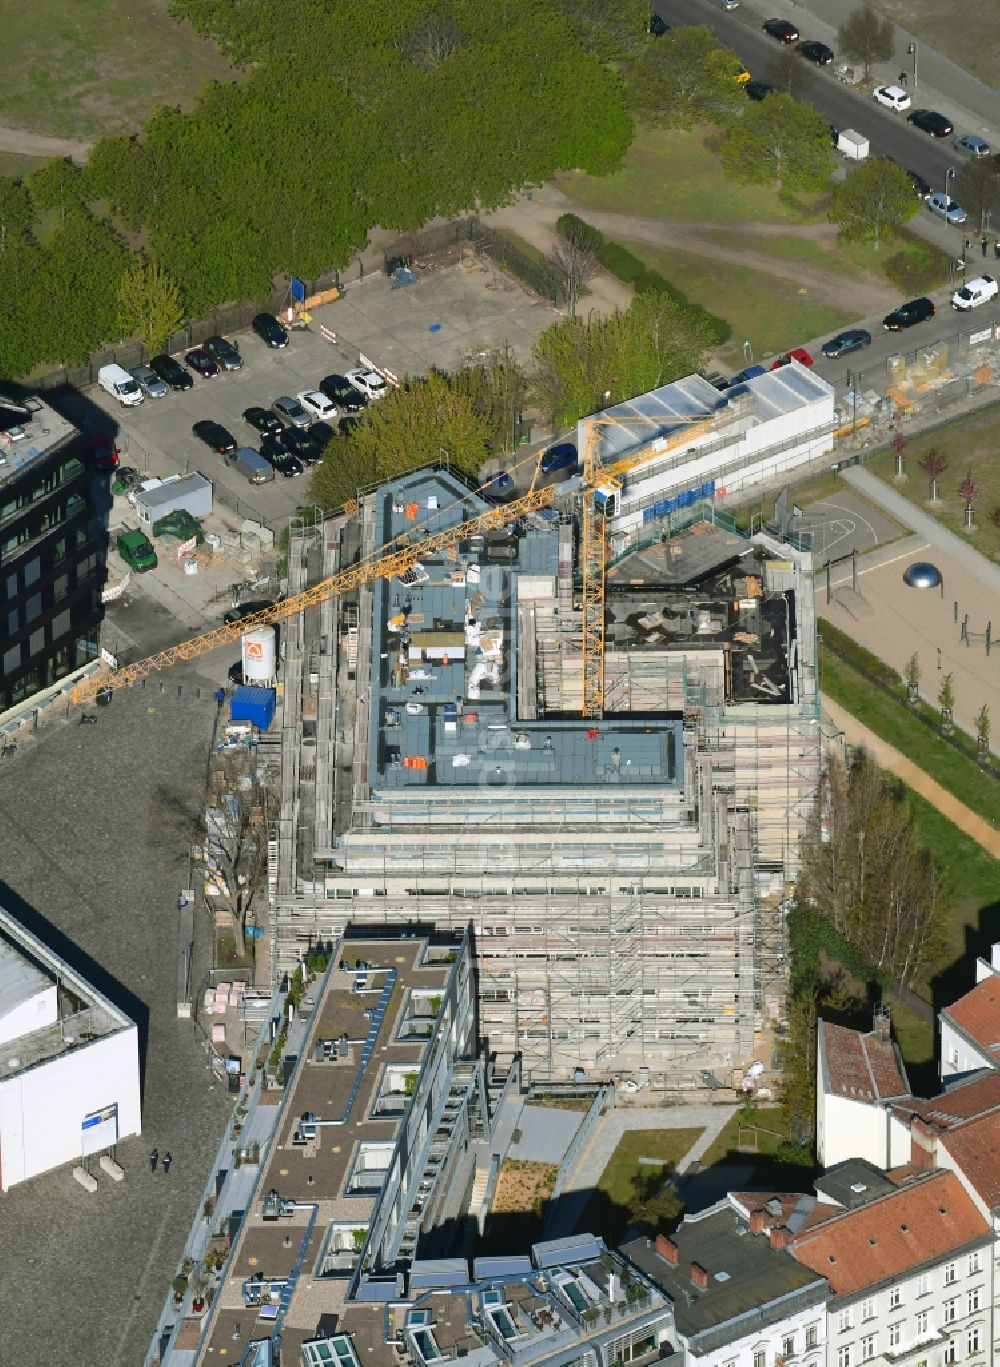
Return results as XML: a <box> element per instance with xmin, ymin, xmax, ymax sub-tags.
<box><xmin>290</xmin><ymin>276</ymin><xmax>306</xmax><ymax>303</ymax></box>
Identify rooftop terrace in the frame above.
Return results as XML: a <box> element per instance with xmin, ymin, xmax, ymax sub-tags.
<box><xmin>0</xmin><ymin>391</ymin><xmax>78</xmax><ymax>489</ymax></box>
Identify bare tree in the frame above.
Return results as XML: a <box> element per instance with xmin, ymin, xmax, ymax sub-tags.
<box><xmin>399</xmin><ymin>9</ymin><xmax>466</xmax><ymax>72</ymax></box>
<box><xmin>550</xmin><ymin>220</ymin><xmax>600</xmax><ymax>317</ymax></box>
<box><xmin>767</xmin><ymin>46</ymin><xmax>813</xmax><ymax>99</ymax></box>
<box><xmin>956</xmin><ymin>154</ymin><xmax>1000</xmax><ymax>236</ymax></box>
<box><xmin>837</xmin><ymin>3</ymin><xmax>894</xmax><ymax>81</ymax></box>
<box><xmin>208</xmin><ymin>752</ymin><xmax>278</xmax><ymax>955</ymax></box>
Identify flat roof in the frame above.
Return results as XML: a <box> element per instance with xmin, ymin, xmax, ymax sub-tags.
<box><xmin>369</xmin><ymin>469</ymin><xmax>684</xmax><ymax>792</ymax></box>
<box><xmin>136</xmin><ymin>472</ymin><xmax>212</xmax><ymax>512</ymax></box>
<box><xmin>0</xmin><ymin>392</ymin><xmax>78</xmax><ymax>489</ymax></box>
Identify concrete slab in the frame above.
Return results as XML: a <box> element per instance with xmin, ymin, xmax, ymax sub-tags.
<box><xmin>789</xmin><ymin>488</ymin><xmax>903</xmax><ymax>562</ymax></box>
<box><xmin>507</xmin><ymin>1105</ymin><xmax>584</xmax><ymax>1165</ymax></box>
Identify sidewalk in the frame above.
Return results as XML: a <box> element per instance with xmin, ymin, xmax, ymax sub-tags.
<box><xmin>746</xmin><ymin>0</ymin><xmax>1000</xmax><ymax>145</ymax></box>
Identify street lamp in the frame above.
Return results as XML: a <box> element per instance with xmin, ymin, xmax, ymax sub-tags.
<box><xmin>908</xmin><ymin>41</ymin><xmax>918</xmax><ymax>95</ymax></box>
<box><xmin>946</xmin><ymin>165</ymin><xmax>956</xmax><ymax>211</ymax></box>
<box><xmin>742</xmin><ymin>340</ymin><xmax>753</xmax><ymax>366</ymax></box>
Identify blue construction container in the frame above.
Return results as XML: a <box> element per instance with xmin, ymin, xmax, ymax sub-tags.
<box><xmin>230</xmin><ymin>685</ymin><xmax>276</xmax><ymax>731</ymax></box>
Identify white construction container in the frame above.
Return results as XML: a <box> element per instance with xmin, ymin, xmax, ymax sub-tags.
<box><xmin>242</xmin><ymin>626</ymin><xmax>277</xmax><ymax>682</ymax></box>
<box><xmin>836</xmin><ymin>129</ymin><xmax>869</xmax><ymax>160</ymax></box>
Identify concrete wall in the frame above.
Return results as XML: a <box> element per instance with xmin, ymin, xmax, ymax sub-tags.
<box><xmin>0</xmin><ymin>982</ymin><xmax>57</xmax><ymax>1046</ymax></box>
<box><xmin>687</xmin><ymin>1295</ymin><xmax>825</xmax><ymax>1367</ymax></box>
<box><xmin>0</xmin><ymin>1025</ymin><xmax>141</xmax><ymax>1190</ymax></box>
<box><xmin>940</xmin><ymin>1018</ymin><xmax>994</xmax><ymax>1084</ymax></box>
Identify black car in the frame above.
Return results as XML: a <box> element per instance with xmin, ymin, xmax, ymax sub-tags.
<box><xmin>798</xmin><ymin>39</ymin><xmax>833</xmax><ymax>64</ymax></box>
<box><xmin>648</xmin><ymin>13</ymin><xmax>668</xmax><ymax>34</ymax></box>
<box><xmin>260</xmin><ymin>438</ymin><xmax>304</xmax><ymax>478</ymax></box>
<box><xmin>319</xmin><ymin>373</ymin><xmax>366</xmax><ymax>411</ymax></box>
<box><xmin>746</xmin><ymin>80</ymin><xmax>776</xmax><ymax>101</ymax></box>
<box><xmin>224</xmin><ymin>599</ymin><xmax>274</xmax><ymax>625</ymax></box>
<box><xmin>251</xmin><ymin>312</ymin><xmax>289</xmax><ymax>348</ymax></box>
<box><xmin>903</xmin><ymin>168</ymin><xmax>932</xmax><ymax>198</ymax></box>
<box><xmin>185</xmin><ymin>347</ymin><xmax>219</xmax><ymax>378</ymax></box>
<box><xmin>279</xmin><ymin>426</ymin><xmax>322</xmax><ymax>464</ymax></box>
<box><xmin>763</xmin><ymin>18</ymin><xmax>799</xmax><ymax>42</ymax></box>
<box><xmin>243</xmin><ymin>405</ymin><xmax>283</xmax><ymax>437</ymax></box>
<box><xmin>883</xmin><ymin>297</ymin><xmax>936</xmax><ymax>331</ymax></box>
<box><xmin>149</xmin><ymin>354</ymin><xmax>194</xmax><ymax>391</ymax></box>
<box><xmin>821</xmin><ymin>329</ymin><xmax>872</xmax><ymax>359</ymax></box>
<box><xmin>907</xmin><ymin>108</ymin><xmax>954</xmax><ymax>137</ymax></box>
<box><xmin>308</xmin><ymin>420</ymin><xmax>336</xmax><ymax>447</ymax></box>
<box><xmin>204</xmin><ymin>335</ymin><xmax>243</xmax><ymax>371</ymax></box>
<box><xmin>192</xmin><ymin>419</ymin><xmax>238</xmax><ymax>454</ymax></box>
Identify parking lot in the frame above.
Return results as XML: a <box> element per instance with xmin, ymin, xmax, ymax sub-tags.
<box><xmin>86</xmin><ymin>255</ymin><xmax>561</xmax><ymax>533</ymax></box>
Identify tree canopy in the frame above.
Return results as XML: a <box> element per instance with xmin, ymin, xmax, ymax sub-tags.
<box><xmin>956</xmin><ymin>154</ymin><xmax>1000</xmax><ymax>235</ymax></box>
<box><xmin>837</xmin><ymin>2</ymin><xmax>894</xmax><ymax>81</ymax></box>
<box><xmin>627</xmin><ymin>26</ymin><xmax>747</xmax><ymax>129</ymax></box>
<box><xmin>721</xmin><ymin>92</ymin><xmax>833</xmax><ymax>192</ymax></box>
<box><xmin>830</xmin><ymin>157</ymin><xmax>918</xmax><ymax>248</ymax></box>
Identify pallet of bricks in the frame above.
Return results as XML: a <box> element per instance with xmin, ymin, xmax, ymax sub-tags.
<box><xmin>222</xmin><ymin>520</ymin><xmax>276</xmax><ymax>565</ymax></box>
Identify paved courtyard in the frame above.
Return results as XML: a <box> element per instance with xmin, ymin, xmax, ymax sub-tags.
<box><xmin>791</xmin><ymin>487</ymin><xmax>903</xmax><ymax>563</ymax></box>
<box><xmin>0</xmin><ymin>665</ymin><xmax>232</xmax><ymax>1366</ymax></box>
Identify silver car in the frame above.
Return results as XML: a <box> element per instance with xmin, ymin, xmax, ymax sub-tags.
<box><xmin>954</xmin><ymin>134</ymin><xmax>991</xmax><ymax>157</ymax></box>
<box><xmin>272</xmin><ymin>394</ymin><xmax>311</xmax><ymax>428</ymax></box>
<box><xmin>129</xmin><ymin>364</ymin><xmax>168</xmax><ymax>399</ymax></box>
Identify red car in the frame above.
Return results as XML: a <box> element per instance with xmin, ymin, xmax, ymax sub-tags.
<box><xmin>771</xmin><ymin>348</ymin><xmax>814</xmax><ymax>370</ymax></box>
<box><xmin>90</xmin><ymin>432</ymin><xmax>120</xmax><ymax>471</ymax></box>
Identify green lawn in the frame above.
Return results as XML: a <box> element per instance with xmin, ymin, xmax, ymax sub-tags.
<box><xmin>1</xmin><ymin>0</ymin><xmax>235</xmax><ymax>139</ymax></box>
<box><xmin>884</xmin><ymin>991</ymin><xmax>936</xmax><ymax>1094</ymax></box>
<box><xmin>580</xmin><ymin>1128</ymin><xmax>700</xmax><ymax>1243</ymax></box>
<box><xmin>867</xmin><ymin>408</ymin><xmax>1000</xmax><ymax>561</ymax></box>
<box><xmin>705</xmin><ymin>226</ymin><xmax>949</xmax><ymax>292</ymax></box>
<box><xmin>558</xmin><ymin>124</ymin><xmax>829</xmax><ymax>226</ymax></box>
<box><xmin>0</xmin><ymin>151</ymin><xmax>46</xmax><ymax>179</ymax></box>
<box><xmin>626</xmin><ymin>244</ymin><xmax>853</xmax><ymax>368</ymax></box>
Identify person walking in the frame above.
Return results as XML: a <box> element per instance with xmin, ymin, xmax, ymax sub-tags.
<box><xmin>994</xmin><ymin>239</ymin><xmax>1000</xmax><ymax>262</ymax></box>
<box><xmin>982</xmin><ymin>235</ymin><xmax>989</xmax><ymax>258</ymax></box>
<box><xmin>162</xmin><ymin>1151</ymin><xmax>173</xmax><ymax>1174</ymax></box>
<box><xmin>898</xmin><ymin>70</ymin><xmax>907</xmax><ymax>87</ymax></box>
<box><xmin>149</xmin><ymin>1148</ymin><xmax>159</xmax><ymax>1173</ymax></box>
<box><xmin>215</xmin><ymin>686</ymin><xmax>226</xmax><ymax>711</ymax></box>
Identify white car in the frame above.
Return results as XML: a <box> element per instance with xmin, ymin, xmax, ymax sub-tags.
<box><xmin>952</xmin><ymin>274</ymin><xmax>999</xmax><ymax>310</ymax></box>
<box><xmin>873</xmin><ymin>84</ymin><xmax>911</xmax><ymax>112</ymax></box>
<box><xmin>346</xmin><ymin>367</ymin><xmax>389</xmax><ymax>401</ymax></box>
<box><xmin>296</xmin><ymin>388</ymin><xmax>337</xmax><ymax>420</ymax></box>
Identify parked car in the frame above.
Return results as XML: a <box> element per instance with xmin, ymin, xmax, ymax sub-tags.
<box><xmin>319</xmin><ymin>373</ymin><xmax>367</xmax><ymax>411</ymax></box>
<box><xmin>728</xmin><ymin>364</ymin><xmax>767</xmax><ymax>385</ymax></box>
<box><xmin>903</xmin><ymin>167</ymin><xmax>932</xmax><ymax>198</ymax></box>
<box><xmin>149</xmin><ymin>354</ymin><xmax>194</xmax><ymax>391</ymax></box>
<box><xmin>770</xmin><ymin>347</ymin><xmax>814</xmax><ymax>369</ymax></box>
<box><xmin>90</xmin><ymin>431</ymin><xmax>120</xmax><ymax>471</ymax></box>
<box><xmin>273</xmin><ymin>394</ymin><xmax>311</xmax><ymax>428</ymax></box>
<box><xmin>798</xmin><ymin>40</ymin><xmax>833</xmax><ymax>65</ymax></box>
<box><xmin>117</xmin><ymin>529</ymin><xmax>157</xmax><ymax>572</ymax></box>
<box><xmin>647</xmin><ymin>13</ymin><xmax>668</xmax><ymax>34</ymax></box>
<box><xmin>484</xmin><ymin>471</ymin><xmax>515</xmax><ymax>499</ymax></box>
<box><xmin>251</xmin><ymin>312</ymin><xmax>289</xmax><ymax>348</ymax></box>
<box><xmin>762</xmin><ymin>18</ymin><xmax>799</xmax><ymax>42</ymax></box>
<box><xmin>204</xmin><ymin>335</ymin><xmax>243</xmax><ymax>371</ymax></box>
<box><xmin>746</xmin><ymin>80</ymin><xmax>775</xmax><ymax>101</ymax></box>
<box><xmin>952</xmin><ymin>274</ymin><xmax>999</xmax><ymax>310</ymax></box>
<box><xmin>260</xmin><ymin>439</ymin><xmax>304</xmax><ymax>477</ymax></box>
<box><xmin>296</xmin><ymin>388</ymin><xmax>337</xmax><ymax>420</ymax></box>
<box><xmin>229</xmin><ymin>448</ymin><xmax>274</xmax><ymax>484</ymax></box>
<box><xmin>925</xmin><ymin>191</ymin><xmax>967</xmax><ymax>225</ymax></box>
<box><xmin>278</xmin><ymin>427</ymin><xmax>322</xmax><ymax>463</ymax></box>
<box><xmin>907</xmin><ymin>109</ymin><xmax>953</xmax><ymax>137</ymax></box>
<box><xmin>821</xmin><ymin>328</ymin><xmax>872</xmax><ymax>359</ymax></box>
<box><xmin>955</xmin><ymin>134</ymin><xmax>992</xmax><ymax>157</ymax></box>
<box><xmin>224</xmin><ymin>599</ymin><xmax>274</xmax><ymax>625</ymax></box>
<box><xmin>539</xmin><ymin>442</ymin><xmax>578</xmax><ymax>474</ymax></box>
<box><xmin>346</xmin><ymin>367</ymin><xmax>389</xmax><ymax>401</ymax></box>
<box><xmin>243</xmin><ymin>406</ymin><xmax>283</xmax><ymax>437</ymax></box>
<box><xmin>883</xmin><ymin>296</ymin><xmax>936</xmax><ymax>330</ymax></box>
<box><xmin>185</xmin><ymin>347</ymin><xmax>219</xmax><ymax>378</ymax></box>
<box><xmin>873</xmin><ymin>84</ymin><xmax>911</xmax><ymax>112</ymax></box>
<box><xmin>97</xmin><ymin>363</ymin><xmax>143</xmax><ymax>408</ymax></box>
<box><xmin>732</xmin><ymin>64</ymin><xmax>751</xmax><ymax>84</ymax></box>
<box><xmin>308</xmin><ymin>420</ymin><xmax>336</xmax><ymax>447</ymax></box>
<box><xmin>711</xmin><ymin>0</ymin><xmax>740</xmax><ymax>8</ymax></box>
<box><xmin>129</xmin><ymin>364</ymin><xmax>168</xmax><ymax>399</ymax></box>
<box><xmin>192</xmin><ymin>419</ymin><xmax>237</xmax><ymax>453</ymax></box>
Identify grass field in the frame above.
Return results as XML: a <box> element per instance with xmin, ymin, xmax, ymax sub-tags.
<box><xmin>580</xmin><ymin>1128</ymin><xmax>700</xmax><ymax>1243</ymax></box>
<box><xmin>558</xmin><ymin>125</ymin><xmax>829</xmax><ymax>226</ymax></box>
<box><xmin>0</xmin><ymin>151</ymin><xmax>46</xmax><ymax>179</ymax></box>
<box><xmin>867</xmin><ymin>407</ymin><xmax>1000</xmax><ymax>561</ymax></box>
<box><xmin>626</xmin><ymin>244</ymin><xmax>853</xmax><ymax>368</ymax></box>
<box><xmin>706</xmin><ymin>226</ymin><xmax>951</xmax><ymax>294</ymax></box>
<box><xmin>1</xmin><ymin>0</ymin><xmax>235</xmax><ymax>140</ymax></box>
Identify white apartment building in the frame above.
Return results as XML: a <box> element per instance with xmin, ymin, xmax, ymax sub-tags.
<box><xmin>816</xmin><ymin>1016</ymin><xmax>911</xmax><ymax>1170</ymax></box>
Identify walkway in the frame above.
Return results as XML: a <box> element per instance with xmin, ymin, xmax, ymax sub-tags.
<box><xmin>822</xmin><ymin>692</ymin><xmax>1000</xmax><ymax>855</ymax></box>
<box><xmin>544</xmin><ymin>1103</ymin><xmax>736</xmax><ymax>1237</ymax></box>
<box><xmin>0</xmin><ymin>122</ymin><xmax>91</xmax><ymax>162</ymax></box>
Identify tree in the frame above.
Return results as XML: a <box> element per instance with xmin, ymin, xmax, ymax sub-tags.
<box><xmin>919</xmin><ymin>446</ymin><xmax>947</xmax><ymax>501</ymax></box>
<box><xmin>311</xmin><ymin>371</ymin><xmax>494</xmax><ymax>512</ymax></box>
<box><xmin>398</xmin><ymin>8</ymin><xmax>467</xmax><ymax>72</ymax></box>
<box><xmin>959</xmin><ymin>469</ymin><xmax>980</xmax><ymax>528</ymax></box>
<box><xmin>26</xmin><ymin>157</ymin><xmax>84</xmax><ymax>224</ymax></box>
<box><xmin>782</xmin><ymin>988</ymin><xmax>818</xmax><ymax>1147</ymax></box>
<box><xmin>550</xmin><ymin>216</ymin><xmax>600</xmax><ymax>316</ymax></box>
<box><xmin>955</xmin><ymin>154</ymin><xmax>1000</xmax><ymax>236</ymax></box>
<box><xmin>628</xmin><ymin>26</ymin><xmax>747</xmax><ymax>129</ymax></box>
<box><xmin>628</xmin><ymin>1163</ymin><xmax>684</xmax><ymax>1233</ymax></box>
<box><xmin>551</xmin><ymin>0</ymin><xmax>649</xmax><ymax>62</ymax></box>
<box><xmin>830</xmin><ymin>158</ymin><xmax>918</xmax><ymax>249</ymax></box>
<box><xmin>530</xmin><ymin>289</ymin><xmax>712</xmax><ymax>426</ymax></box>
<box><xmin>837</xmin><ymin>2</ymin><xmax>894</xmax><ymax>82</ymax></box>
<box><xmin>0</xmin><ymin>175</ymin><xmax>33</xmax><ymax>249</ymax></box>
<box><xmin>904</xmin><ymin>652</ymin><xmax>920</xmax><ymax>703</ymax></box>
<box><xmin>117</xmin><ymin>259</ymin><xmax>185</xmax><ymax>355</ymax></box>
<box><xmin>975</xmin><ymin>704</ymin><xmax>991</xmax><ymax>760</ymax></box>
<box><xmin>938</xmin><ymin>672</ymin><xmax>955</xmax><ymax>733</ymax></box>
<box><xmin>766</xmin><ymin>46</ymin><xmax>813</xmax><ymax>100</ymax></box>
<box><xmin>450</xmin><ymin>344</ymin><xmax>528</xmax><ymax>454</ymax></box>
<box><xmin>721</xmin><ymin>93</ymin><xmax>833</xmax><ymax>193</ymax></box>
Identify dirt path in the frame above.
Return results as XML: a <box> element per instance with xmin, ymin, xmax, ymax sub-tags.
<box><xmin>0</xmin><ymin>123</ymin><xmax>91</xmax><ymax>163</ymax></box>
<box><xmin>823</xmin><ymin>693</ymin><xmax>1000</xmax><ymax>858</ymax></box>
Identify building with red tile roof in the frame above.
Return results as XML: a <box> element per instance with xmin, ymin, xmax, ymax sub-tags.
<box><xmin>816</xmin><ymin>1017</ymin><xmax>910</xmax><ymax>1170</ymax></box>
<box><xmin>940</xmin><ymin>975</ymin><xmax>1000</xmax><ymax>1081</ymax></box>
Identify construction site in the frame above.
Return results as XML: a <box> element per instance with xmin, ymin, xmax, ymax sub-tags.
<box><xmin>249</xmin><ymin>366</ymin><xmax>829</xmax><ymax>1092</ymax></box>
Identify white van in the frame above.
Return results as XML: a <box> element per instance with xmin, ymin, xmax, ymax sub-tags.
<box><xmin>98</xmin><ymin>363</ymin><xmax>144</xmax><ymax>408</ymax></box>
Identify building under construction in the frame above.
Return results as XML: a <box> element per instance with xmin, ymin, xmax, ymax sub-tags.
<box><xmin>268</xmin><ymin>370</ymin><xmax>827</xmax><ymax>1089</ymax></box>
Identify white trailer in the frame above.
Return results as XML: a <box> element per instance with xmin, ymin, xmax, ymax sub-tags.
<box><xmin>836</xmin><ymin>129</ymin><xmax>869</xmax><ymax>160</ymax></box>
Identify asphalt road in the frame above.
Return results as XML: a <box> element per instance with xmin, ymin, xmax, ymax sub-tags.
<box><xmin>654</xmin><ymin>0</ymin><xmax>974</xmax><ymax>193</ymax></box>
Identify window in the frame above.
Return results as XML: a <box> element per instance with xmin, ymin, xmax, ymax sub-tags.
<box><xmin>837</xmin><ymin>1348</ymin><xmax>851</xmax><ymax>1367</ymax></box>
<box><xmin>805</xmin><ymin>1326</ymin><xmax>819</xmax><ymax>1351</ymax></box>
<box><xmin>889</xmin><ymin>1287</ymin><xmax>902</xmax><ymax>1310</ymax></box>
<box><xmin>945</xmin><ymin>1340</ymin><xmax>957</xmax><ymax>1365</ymax></box>
<box><xmin>782</xmin><ymin>1337</ymin><xmax>795</xmax><ymax>1359</ymax></box>
<box><xmin>861</xmin><ymin>1297</ymin><xmax>875</xmax><ymax>1322</ymax></box>
<box><xmin>916</xmin><ymin>1272</ymin><xmax>931</xmax><ymax>1296</ymax></box>
<box><xmin>888</xmin><ymin>1325</ymin><xmax>902</xmax><ymax>1350</ymax></box>
<box><xmin>969</xmin><ymin>1250</ymin><xmax>982</xmax><ymax>1274</ymax></box>
<box><xmin>915</xmin><ymin>1311</ymin><xmax>929</xmax><ymax>1337</ymax></box>
<box><xmin>944</xmin><ymin>1262</ymin><xmax>957</xmax><ymax>1285</ymax></box>
<box><xmin>838</xmin><ymin>1310</ymin><xmax>853</xmax><ymax>1334</ymax></box>
<box><xmin>754</xmin><ymin>1351</ymin><xmax>766</xmax><ymax>1367</ymax></box>
<box><xmin>944</xmin><ymin>1299</ymin><xmax>958</xmax><ymax>1324</ymax></box>
<box><xmin>860</xmin><ymin>1335</ymin><xmax>876</xmax><ymax>1363</ymax></box>
<box><xmin>968</xmin><ymin>1288</ymin><xmax>981</xmax><ymax>1314</ymax></box>
<box><xmin>968</xmin><ymin>1326</ymin><xmax>982</xmax><ymax>1356</ymax></box>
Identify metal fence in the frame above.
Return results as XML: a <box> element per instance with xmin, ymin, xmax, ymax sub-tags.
<box><xmin>115</xmin><ymin>431</ymin><xmax>280</xmax><ymax>534</ymax></box>
<box><xmin>474</xmin><ymin>222</ymin><xmax>564</xmax><ymax>305</ymax></box>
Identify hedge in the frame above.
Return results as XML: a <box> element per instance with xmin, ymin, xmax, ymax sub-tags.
<box><xmin>818</xmin><ymin>617</ymin><xmax>902</xmax><ymax>692</ymax></box>
<box><xmin>597</xmin><ymin>239</ymin><xmax>731</xmax><ymax>345</ymax></box>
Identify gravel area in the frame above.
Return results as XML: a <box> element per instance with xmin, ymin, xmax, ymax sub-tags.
<box><xmin>0</xmin><ymin>662</ymin><xmax>231</xmax><ymax>1366</ymax></box>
